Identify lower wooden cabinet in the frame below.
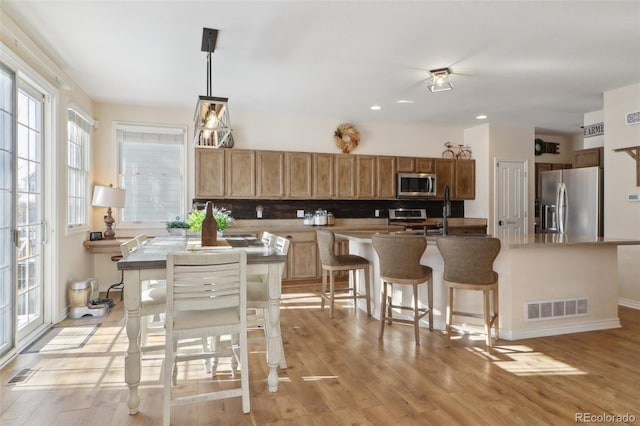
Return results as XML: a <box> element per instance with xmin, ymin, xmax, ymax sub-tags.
<box><xmin>280</xmin><ymin>231</ymin><xmax>318</xmax><ymax>280</ymax></box>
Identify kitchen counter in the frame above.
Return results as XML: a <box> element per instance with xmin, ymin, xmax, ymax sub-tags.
<box><xmin>336</xmin><ymin>231</ymin><xmax>640</xmax><ymax>340</ymax></box>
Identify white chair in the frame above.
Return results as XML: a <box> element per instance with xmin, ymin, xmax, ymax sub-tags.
<box><xmin>247</xmin><ymin>234</ymin><xmax>289</xmax><ymax>368</ymax></box>
<box><xmin>212</xmin><ymin>234</ymin><xmax>290</xmax><ymax>373</ymax></box>
<box><xmin>163</xmin><ymin>250</ymin><xmax>250</xmax><ymax>426</ymax></box>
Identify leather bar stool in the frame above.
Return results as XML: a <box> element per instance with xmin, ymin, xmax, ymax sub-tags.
<box><xmin>317</xmin><ymin>230</ymin><xmax>371</xmax><ymax>318</ymax></box>
<box><xmin>372</xmin><ymin>233</ymin><xmax>433</xmax><ymax>345</ymax></box>
<box><xmin>436</xmin><ymin>236</ymin><xmax>501</xmax><ymax>348</ymax></box>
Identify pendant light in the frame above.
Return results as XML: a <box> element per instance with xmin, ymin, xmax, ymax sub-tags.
<box><xmin>194</xmin><ymin>28</ymin><xmax>233</xmax><ymax>147</ymax></box>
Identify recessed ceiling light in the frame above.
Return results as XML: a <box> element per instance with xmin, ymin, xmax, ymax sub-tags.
<box><xmin>396</xmin><ymin>100</ymin><xmax>414</xmax><ymax>104</ymax></box>
<box><xmin>370</xmin><ymin>105</ymin><xmax>382</xmax><ymax>111</ymax></box>
<box><xmin>476</xmin><ymin>114</ymin><xmax>487</xmax><ymax>120</ymax></box>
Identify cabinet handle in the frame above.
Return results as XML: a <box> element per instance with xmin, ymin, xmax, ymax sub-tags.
<box><xmin>286</xmin><ymin>235</ymin><xmax>293</xmax><ymax>239</ymax></box>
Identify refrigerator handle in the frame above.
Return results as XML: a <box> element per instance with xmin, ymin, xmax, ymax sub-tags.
<box><xmin>558</xmin><ymin>183</ymin><xmax>567</xmax><ymax>234</ymax></box>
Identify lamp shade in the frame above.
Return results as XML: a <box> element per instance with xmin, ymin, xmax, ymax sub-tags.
<box><xmin>92</xmin><ymin>185</ymin><xmax>126</xmax><ymax>208</ymax></box>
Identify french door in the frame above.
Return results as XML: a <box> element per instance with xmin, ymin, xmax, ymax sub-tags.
<box><xmin>0</xmin><ymin>61</ymin><xmax>48</xmax><ymax>360</ymax></box>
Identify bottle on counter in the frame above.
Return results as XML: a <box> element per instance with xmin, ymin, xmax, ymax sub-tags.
<box><xmin>327</xmin><ymin>212</ymin><xmax>335</xmax><ymax>226</ymax></box>
<box><xmin>201</xmin><ymin>201</ymin><xmax>218</xmax><ymax>246</ymax></box>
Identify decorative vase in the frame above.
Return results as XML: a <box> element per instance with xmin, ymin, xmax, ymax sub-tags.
<box><xmin>201</xmin><ymin>201</ymin><xmax>218</xmax><ymax>246</ymax></box>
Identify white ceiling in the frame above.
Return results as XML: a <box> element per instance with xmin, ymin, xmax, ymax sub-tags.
<box><xmin>3</xmin><ymin>1</ymin><xmax>640</xmax><ymax>134</ymax></box>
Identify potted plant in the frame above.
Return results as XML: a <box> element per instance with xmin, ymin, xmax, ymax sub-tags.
<box><xmin>186</xmin><ymin>205</ymin><xmax>235</xmax><ymax>234</ymax></box>
<box><xmin>166</xmin><ymin>218</ymin><xmax>190</xmax><ymax>236</ymax></box>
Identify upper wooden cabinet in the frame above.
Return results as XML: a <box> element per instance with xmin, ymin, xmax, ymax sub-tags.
<box><xmin>225</xmin><ymin>149</ymin><xmax>256</xmax><ymax>198</ymax></box>
<box><xmin>415</xmin><ymin>158</ymin><xmax>435</xmax><ymax>173</ymax></box>
<box><xmin>313</xmin><ymin>153</ymin><xmax>334</xmax><ymax>198</ymax></box>
<box><xmin>285</xmin><ymin>152</ymin><xmax>313</xmax><ymax>198</ymax></box>
<box><xmin>434</xmin><ymin>158</ymin><xmax>455</xmax><ymax>200</ymax></box>
<box><xmin>376</xmin><ymin>156</ymin><xmax>396</xmax><ymax>198</ymax></box>
<box><xmin>195</xmin><ymin>148</ymin><xmax>225</xmax><ymax>198</ymax></box>
<box><xmin>256</xmin><ymin>150</ymin><xmax>285</xmax><ymax>198</ymax></box>
<box><xmin>573</xmin><ymin>147</ymin><xmax>603</xmax><ymax>168</ymax></box>
<box><xmin>334</xmin><ymin>155</ymin><xmax>356</xmax><ymax>198</ymax></box>
<box><xmin>356</xmin><ymin>155</ymin><xmax>376</xmax><ymax>198</ymax></box>
<box><xmin>396</xmin><ymin>156</ymin><xmax>416</xmax><ymax>172</ymax></box>
<box><xmin>195</xmin><ymin>148</ymin><xmax>476</xmax><ymax>201</ymax></box>
<box><xmin>454</xmin><ymin>159</ymin><xmax>476</xmax><ymax>200</ymax></box>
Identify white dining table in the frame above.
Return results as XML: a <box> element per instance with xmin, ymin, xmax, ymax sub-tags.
<box><xmin>118</xmin><ymin>235</ymin><xmax>287</xmax><ymax>415</ymax></box>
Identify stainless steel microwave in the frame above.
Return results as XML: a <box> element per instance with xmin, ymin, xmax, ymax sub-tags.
<box><xmin>397</xmin><ymin>172</ymin><xmax>436</xmax><ymax>198</ymax></box>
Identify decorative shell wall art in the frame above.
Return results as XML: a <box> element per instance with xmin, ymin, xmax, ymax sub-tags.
<box><xmin>334</xmin><ymin>123</ymin><xmax>360</xmax><ymax>154</ymax></box>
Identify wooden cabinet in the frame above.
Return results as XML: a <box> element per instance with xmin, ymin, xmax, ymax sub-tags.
<box><xmin>396</xmin><ymin>156</ymin><xmax>415</xmax><ymax>172</ymax></box>
<box><xmin>448</xmin><ymin>225</ymin><xmax>487</xmax><ymax>235</ymax></box>
<box><xmin>334</xmin><ymin>155</ymin><xmax>356</xmax><ymax>198</ymax></box>
<box><xmin>434</xmin><ymin>158</ymin><xmax>455</xmax><ymax>200</ymax></box>
<box><xmin>256</xmin><ymin>150</ymin><xmax>285</xmax><ymax>198</ymax></box>
<box><xmin>195</xmin><ymin>148</ymin><xmax>225</xmax><ymax>198</ymax></box>
<box><xmin>282</xmin><ymin>231</ymin><xmax>318</xmax><ymax>280</ymax></box>
<box><xmin>454</xmin><ymin>159</ymin><xmax>475</xmax><ymax>200</ymax></box>
<box><xmin>416</xmin><ymin>158</ymin><xmax>435</xmax><ymax>173</ymax></box>
<box><xmin>356</xmin><ymin>155</ymin><xmax>376</xmax><ymax>198</ymax></box>
<box><xmin>225</xmin><ymin>149</ymin><xmax>256</xmax><ymax>198</ymax></box>
<box><xmin>313</xmin><ymin>153</ymin><xmax>334</xmax><ymax>198</ymax></box>
<box><xmin>194</xmin><ymin>148</ymin><xmax>476</xmax><ymax>201</ymax></box>
<box><xmin>573</xmin><ymin>147</ymin><xmax>603</xmax><ymax>168</ymax></box>
<box><xmin>285</xmin><ymin>152</ymin><xmax>313</xmax><ymax>198</ymax></box>
<box><xmin>376</xmin><ymin>156</ymin><xmax>396</xmax><ymax>198</ymax></box>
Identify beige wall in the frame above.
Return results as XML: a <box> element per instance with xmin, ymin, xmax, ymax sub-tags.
<box><xmin>603</xmin><ymin>83</ymin><xmax>640</xmax><ymax>307</ymax></box>
<box><xmin>534</xmin><ymin>133</ymin><xmax>576</xmax><ymax>164</ymax></box>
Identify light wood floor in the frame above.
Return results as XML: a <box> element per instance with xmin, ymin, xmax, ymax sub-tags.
<box><xmin>2</xmin><ymin>285</ymin><xmax>639</xmax><ymax>425</ymax></box>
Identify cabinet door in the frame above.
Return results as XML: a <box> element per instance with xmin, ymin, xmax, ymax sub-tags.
<box><xmin>256</xmin><ymin>151</ymin><xmax>285</xmax><ymax>198</ymax></box>
<box><xmin>434</xmin><ymin>158</ymin><xmax>455</xmax><ymax>199</ymax></box>
<box><xmin>396</xmin><ymin>156</ymin><xmax>415</xmax><ymax>172</ymax></box>
<box><xmin>195</xmin><ymin>148</ymin><xmax>225</xmax><ymax>198</ymax></box>
<box><xmin>334</xmin><ymin>154</ymin><xmax>356</xmax><ymax>198</ymax></box>
<box><xmin>573</xmin><ymin>147</ymin><xmax>603</xmax><ymax>168</ymax></box>
<box><xmin>416</xmin><ymin>158</ymin><xmax>435</xmax><ymax>173</ymax></box>
<box><xmin>356</xmin><ymin>155</ymin><xmax>376</xmax><ymax>198</ymax></box>
<box><xmin>454</xmin><ymin>160</ymin><xmax>476</xmax><ymax>200</ymax></box>
<box><xmin>225</xmin><ymin>149</ymin><xmax>256</xmax><ymax>198</ymax></box>
<box><xmin>283</xmin><ymin>232</ymin><xmax>318</xmax><ymax>280</ymax></box>
<box><xmin>313</xmin><ymin>153</ymin><xmax>334</xmax><ymax>198</ymax></box>
<box><xmin>285</xmin><ymin>152</ymin><xmax>313</xmax><ymax>198</ymax></box>
<box><xmin>376</xmin><ymin>156</ymin><xmax>396</xmax><ymax>199</ymax></box>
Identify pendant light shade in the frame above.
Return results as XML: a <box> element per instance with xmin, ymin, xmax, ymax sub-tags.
<box><xmin>194</xmin><ymin>28</ymin><xmax>234</xmax><ymax>147</ymax></box>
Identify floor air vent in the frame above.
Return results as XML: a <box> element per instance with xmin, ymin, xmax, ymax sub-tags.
<box><xmin>526</xmin><ymin>298</ymin><xmax>588</xmax><ymax>321</ymax></box>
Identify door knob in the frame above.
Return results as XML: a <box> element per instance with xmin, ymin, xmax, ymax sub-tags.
<box><xmin>498</xmin><ymin>220</ymin><xmax>503</xmax><ymax>226</ymax></box>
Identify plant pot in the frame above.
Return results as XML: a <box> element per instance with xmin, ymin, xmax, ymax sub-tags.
<box><xmin>167</xmin><ymin>228</ymin><xmax>187</xmax><ymax>236</ymax></box>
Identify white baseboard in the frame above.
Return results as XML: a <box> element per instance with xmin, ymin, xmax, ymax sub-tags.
<box><xmin>618</xmin><ymin>298</ymin><xmax>640</xmax><ymax>310</ymax></box>
<box><xmin>500</xmin><ymin>318</ymin><xmax>621</xmax><ymax>340</ymax></box>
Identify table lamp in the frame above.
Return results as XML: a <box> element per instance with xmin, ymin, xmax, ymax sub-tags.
<box><xmin>92</xmin><ymin>184</ymin><xmax>126</xmax><ymax>239</ymax></box>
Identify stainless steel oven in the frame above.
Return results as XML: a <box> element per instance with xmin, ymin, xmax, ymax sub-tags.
<box><xmin>388</xmin><ymin>208</ymin><xmax>442</xmax><ymax>236</ymax></box>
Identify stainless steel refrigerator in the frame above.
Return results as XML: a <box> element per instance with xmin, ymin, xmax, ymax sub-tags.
<box><xmin>539</xmin><ymin>166</ymin><xmax>603</xmax><ymax>237</ymax></box>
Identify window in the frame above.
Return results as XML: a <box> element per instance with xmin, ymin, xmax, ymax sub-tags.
<box><xmin>66</xmin><ymin>108</ymin><xmax>91</xmax><ymax>230</ymax></box>
<box><xmin>117</xmin><ymin>124</ymin><xmax>186</xmax><ymax>224</ymax></box>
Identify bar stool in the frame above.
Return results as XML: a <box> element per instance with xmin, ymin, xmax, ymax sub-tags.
<box><xmin>106</xmin><ymin>238</ymin><xmax>138</xmax><ymax>300</ymax></box>
<box><xmin>436</xmin><ymin>236</ymin><xmax>501</xmax><ymax>348</ymax></box>
<box><xmin>372</xmin><ymin>233</ymin><xmax>433</xmax><ymax>345</ymax></box>
<box><xmin>316</xmin><ymin>230</ymin><xmax>371</xmax><ymax>318</ymax></box>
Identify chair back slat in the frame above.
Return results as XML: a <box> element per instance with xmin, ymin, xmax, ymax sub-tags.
<box><xmin>261</xmin><ymin>232</ymin><xmax>274</xmax><ymax>246</ymax></box>
<box><xmin>120</xmin><ymin>238</ymin><xmax>139</xmax><ymax>256</ymax></box>
<box><xmin>271</xmin><ymin>235</ymin><xmax>291</xmax><ymax>255</ymax></box>
<box><xmin>167</xmin><ymin>250</ymin><xmax>246</xmax><ymax>313</ymax></box>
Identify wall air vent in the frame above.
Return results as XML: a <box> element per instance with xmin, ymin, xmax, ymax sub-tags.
<box><xmin>625</xmin><ymin>111</ymin><xmax>640</xmax><ymax>126</ymax></box>
<box><xmin>526</xmin><ymin>298</ymin><xmax>588</xmax><ymax>321</ymax></box>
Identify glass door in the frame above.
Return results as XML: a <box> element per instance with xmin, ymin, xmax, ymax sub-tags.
<box><xmin>0</xmin><ymin>65</ymin><xmax>15</xmax><ymax>358</ymax></box>
<box><xmin>16</xmin><ymin>82</ymin><xmax>44</xmax><ymax>339</ymax></box>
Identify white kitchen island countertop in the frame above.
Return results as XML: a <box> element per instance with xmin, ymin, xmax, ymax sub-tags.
<box><xmin>335</xmin><ymin>231</ymin><xmax>640</xmax><ymax>341</ymax></box>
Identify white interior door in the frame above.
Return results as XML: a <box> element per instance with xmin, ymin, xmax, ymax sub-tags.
<box><xmin>495</xmin><ymin>159</ymin><xmax>527</xmax><ymax>238</ymax></box>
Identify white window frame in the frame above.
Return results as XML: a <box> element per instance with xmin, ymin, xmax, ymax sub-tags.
<box><xmin>115</xmin><ymin>122</ymin><xmax>187</xmax><ymax>229</ymax></box>
<box><xmin>66</xmin><ymin>107</ymin><xmax>92</xmax><ymax>234</ymax></box>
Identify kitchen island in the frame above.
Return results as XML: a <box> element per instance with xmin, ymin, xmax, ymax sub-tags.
<box><xmin>336</xmin><ymin>231</ymin><xmax>640</xmax><ymax>340</ymax></box>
